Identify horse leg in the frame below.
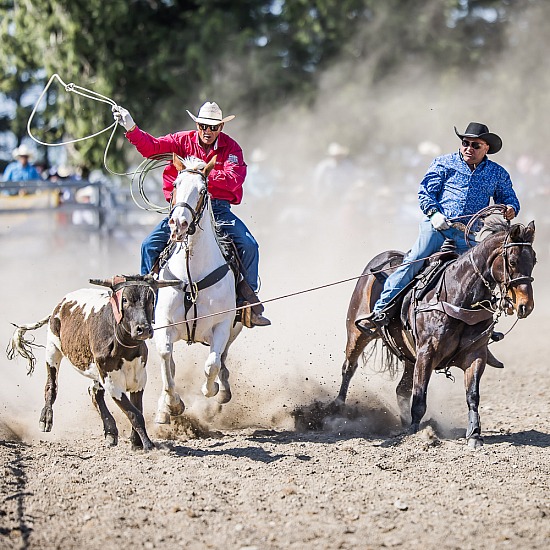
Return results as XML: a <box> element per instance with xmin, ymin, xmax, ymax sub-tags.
<box><xmin>155</xmin><ymin>336</ymin><xmax>185</xmax><ymax>424</ymax></box>
<box><xmin>111</xmin><ymin>393</ymin><xmax>155</xmax><ymax>451</ymax></box>
<box><xmin>202</xmin><ymin>351</ymin><xmax>221</xmax><ymax>398</ymax></box>
<box><xmin>203</xmin><ymin>324</ymin><xmax>232</xmax><ymax>399</ymax></box>
<box><xmin>89</xmin><ymin>382</ymin><xmax>118</xmax><ymax>446</ymax></box>
<box><xmin>215</xmin><ymin>324</ymin><xmax>241</xmax><ymax>404</ymax></box>
<box><xmin>335</xmin><ymin>328</ymin><xmax>374</xmax><ymax>406</ymax></box>
<box><xmin>410</xmin><ymin>353</ymin><xmax>433</xmax><ymax>434</ymax></box>
<box><xmin>396</xmin><ymin>359</ymin><xmax>414</xmax><ymax>426</ymax></box>
<box><xmin>216</xmin><ymin>342</ymin><xmax>232</xmax><ymax>404</ymax></box>
<box><xmin>464</xmin><ymin>357</ymin><xmax>486</xmax><ymax>449</ymax></box>
<box><xmin>39</xmin><ymin>339</ymin><xmax>62</xmax><ymax>432</ymax></box>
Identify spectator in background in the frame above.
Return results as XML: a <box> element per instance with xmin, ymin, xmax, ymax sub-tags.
<box><xmin>313</xmin><ymin>142</ymin><xmax>362</xmax><ymax>202</ymax></box>
<box><xmin>2</xmin><ymin>145</ymin><xmax>41</xmax><ymax>195</ymax></box>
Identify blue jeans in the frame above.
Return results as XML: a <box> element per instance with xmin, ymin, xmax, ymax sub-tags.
<box><xmin>374</xmin><ymin>219</ymin><xmax>476</xmax><ymax>312</ymax></box>
<box><xmin>141</xmin><ymin>199</ymin><xmax>260</xmax><ymax>292</ymax></box>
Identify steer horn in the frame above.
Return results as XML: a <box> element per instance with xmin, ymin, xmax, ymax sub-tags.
<box><xmin>90</xmin><ymin>275</ymin><xmax>181</xmax><ymax>290</ymax></box>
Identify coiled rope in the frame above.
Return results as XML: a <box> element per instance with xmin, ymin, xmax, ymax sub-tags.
<box><xmin>27</xmin><ymin>73</ymin><xmax>170</xmax><ymax>213</ymax></box>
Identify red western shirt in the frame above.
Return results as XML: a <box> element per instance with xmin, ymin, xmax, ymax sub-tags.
<box><xmin>126</xmin><ymin>127</ymin><xmax>247</xmax><ymax>204</ymax></box>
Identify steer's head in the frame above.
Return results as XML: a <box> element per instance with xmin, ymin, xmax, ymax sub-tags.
<box><xmin>90</xmin><ymin>274</ymin><xmax>181</xmax><ymax>340</ymax></box>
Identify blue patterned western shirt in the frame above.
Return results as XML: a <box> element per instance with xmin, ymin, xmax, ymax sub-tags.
<box><xmin>418</xmin><ymin>151</ymin><xmax>520</xmax><ymax>227</ymax></box>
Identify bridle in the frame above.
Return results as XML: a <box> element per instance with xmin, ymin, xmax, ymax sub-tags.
<box><xmin>170</xmin><ymin>168</ymin><xmax>209</xmax><ymax>239</ymax></box>
<box><xmin>469</xmin><ymin>227</ymin><xmax>535</xmax><ymax>312</ymax></box>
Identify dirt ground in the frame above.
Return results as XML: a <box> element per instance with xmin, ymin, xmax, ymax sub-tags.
<box><xmin>1</xmin><ymin>209</ymin><xmax>549</xmax><ymax>550</ymax></box>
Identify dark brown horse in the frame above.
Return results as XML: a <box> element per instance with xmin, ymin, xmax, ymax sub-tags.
<box><xmin>336</xmin><ymin>219</ymin><xmax>536</xmax><ymax>447</ymax></box>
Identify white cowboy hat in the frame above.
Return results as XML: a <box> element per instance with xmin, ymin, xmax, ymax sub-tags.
<box><xmin>186</xmin><ymin>102</ymin><xmax>235</xmax><ymax>125</ymax></box>
<box><xmin>327</xmin><ymin>142</ymin><xmax>349</xmax><ymax>157</ymax></box>
<box><xmin>12</xmin><ymin>144</ymin><xmax>34</xmax><ymax>159</ymax></box>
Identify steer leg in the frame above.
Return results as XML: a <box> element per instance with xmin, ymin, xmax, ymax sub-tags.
<box><xmin>39</xmin><ymin>339</ymin><xmax>62</xmax><ymax>432</ymax></box>
<box><xmin>129</xmin><ymin>390</ymin><xmax>147</xmax><ymax>450</ymax></box>
<box><xmin>464</xmin><ymin>355</ymin><xmax>486</xmax><ymax>449</ymax></box>
<box><xmin>112</xmin><ymin>393</ymin><xmax>155</xmax><ymax>451</ymax></box>
<box><xmin>90</xmin><ymin>382</ymin><xmax>118</xmax><ymax>447</ymax></box>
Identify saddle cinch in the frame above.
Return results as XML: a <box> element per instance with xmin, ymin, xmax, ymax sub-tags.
<box><xmin>153</xmin><ymin>238</ymin><xmax>264</xmax><ymax>329</ymax></box>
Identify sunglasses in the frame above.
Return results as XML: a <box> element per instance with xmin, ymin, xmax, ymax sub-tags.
<box><xmin>461</xmin><ymin>139</ymin><xmax>485</xmax><ymax>150</ymax></box>
<box><xmin>198</xmin><ymin>123</ymin><xmax>221</xmax><ymax>132</ymax></box>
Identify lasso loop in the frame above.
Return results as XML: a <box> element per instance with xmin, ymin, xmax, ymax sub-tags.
<box><xmin>27</xmin><ymin>73</ymin><xmax>168</xmax><ymax>211</ymax></box>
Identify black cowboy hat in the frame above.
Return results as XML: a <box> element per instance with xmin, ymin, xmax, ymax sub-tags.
<box><xmin>454</xmin><ymin>122</ymin><xmax>502</xmax><ymax>154</ymax></box>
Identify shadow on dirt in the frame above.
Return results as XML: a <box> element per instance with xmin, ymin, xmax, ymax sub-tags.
<box><xmin>483</xmin><ymin>429</ymin><xmax>550</xmax><ymax>448</ymax></box>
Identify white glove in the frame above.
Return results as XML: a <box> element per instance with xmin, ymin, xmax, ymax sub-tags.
<box><xmin>112</xmin><ymin>105</ymin><xmax>136</xmax><ymax>131</ymax></box>
<box><xmin>430</xmin><ymin>211</ymin><xmax>450</xmax><ymax>231</ymax></box>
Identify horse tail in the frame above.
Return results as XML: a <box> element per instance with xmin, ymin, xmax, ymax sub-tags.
<box><xmin>6</xmin><ymin>316</ymin><xmax>51</xmax><ymax>376</ymax></box>
<box><xmin>361</xmin><ymin>340</ymin><xmax>400</xmax><ymax>380</ymax></box>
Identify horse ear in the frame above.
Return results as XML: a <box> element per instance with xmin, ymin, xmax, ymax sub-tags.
<box><xmin>204</xmin><ymin>155</ymin><xmax>217</xmax><ymax>177</ymax></box>
<box><xmin>525</xmin><ymin>220</ymin><xmax>535</xmax><ymax>242</ymax></box>
<box><xmin>173</xmin><ymin>153</ymin><xmax>185</xmax><ymax>172</ymax></box>
<box><xmin>509</xmin><ymin>224</ymin><xmax>522</xmax><ymax>241</ymax></box>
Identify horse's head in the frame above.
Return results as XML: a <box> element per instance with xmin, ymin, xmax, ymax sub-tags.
<box><xmin>169</xmin><ymin>154</ymin><xmax>216</xmax><ymax>242</ymax></box>
<box><xmin>493</xmin><ymin>220</ymin><xmax>536</xmax><ymax>318</ymax></box>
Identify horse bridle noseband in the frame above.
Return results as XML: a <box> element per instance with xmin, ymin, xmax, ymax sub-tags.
<box><xmin>170</xmin><ymin>168</ymin><xmax>209</xmax><ymax>238</ymax></box>
<box><xmin>470</xmin><ymin>232</ymin><xmax>534</xmax><ymax>307</ymax></box>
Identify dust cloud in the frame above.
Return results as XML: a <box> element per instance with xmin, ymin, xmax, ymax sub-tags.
<box><xmin>1</xmin><ymin>2</ymin><xmax>549</xmax><ymax>445</ymax></box>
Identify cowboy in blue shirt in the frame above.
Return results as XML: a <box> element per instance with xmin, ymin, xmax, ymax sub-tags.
<box><xmin>2</xmin><ymin>145</ymin><xmax>40</xmax><ymax>182</ymax></box>
<box><xmin>357</xmin><ymin>122</ymin><xmax>520</xmax><ymax>334</ymax></box>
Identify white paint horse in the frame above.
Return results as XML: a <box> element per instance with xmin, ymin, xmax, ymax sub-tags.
<box><xmin>153</xmin><ymin>155</ymin><xmax>242</xmax><ymax>424</ymax></box>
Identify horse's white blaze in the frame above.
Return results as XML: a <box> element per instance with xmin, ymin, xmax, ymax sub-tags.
<box><xmin>153</xmin><ymin>156</ymin><xmax>242</xmax><ymax>422</ymax></box>
<box><xmin>103</xmin><ymin>357</ymin><xmax>147</xmax><ymax>399</ymax></box>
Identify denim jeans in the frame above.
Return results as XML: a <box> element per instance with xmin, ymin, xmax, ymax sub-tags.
<box><xmin>374</xmin><ymin>219</ymin><xmax>476</xmax><ymax>312</ymax></box>
<box><xmin>141</xmin><ymin>199</ymin><xmax>260</xmax><ymax>292</ymax></box>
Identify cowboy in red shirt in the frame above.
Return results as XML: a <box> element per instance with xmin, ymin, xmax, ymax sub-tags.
<box><xmin>112</xmin><ymin>101</ymin><xmax>270</xmax><ymax>327</ymax></box>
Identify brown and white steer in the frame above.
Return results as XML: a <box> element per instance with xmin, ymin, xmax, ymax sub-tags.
<box><xmin>8</xmin><ymin>274</ymin><xmax>179</xmax><ymax>450</ymax></box>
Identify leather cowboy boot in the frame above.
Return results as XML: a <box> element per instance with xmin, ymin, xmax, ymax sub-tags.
<box><xmin>355</xmin><ymin>310</ymin><xmax>389</xmax><ymax>334</ymax></box>
<box><xmin>237</xmin><ymin>280</ymin><xmax>271</xmax><ymax>327</ymax></box>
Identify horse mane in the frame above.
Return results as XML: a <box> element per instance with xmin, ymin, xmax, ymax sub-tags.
<box><xmin>479</xmin><ymin>216</ymin><xmax>509</xmax><ymax>237</ymax></box>
<box><xmin>181</xmin><ymin>155</ymin><xmax>207</xmax><ymax>171</ymax></box>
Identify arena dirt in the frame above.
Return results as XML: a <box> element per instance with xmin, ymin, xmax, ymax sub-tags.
<box><xmin>1</xmin><ymin>210</ymin><xmax>549</xmax><ymax>549</ymax></box>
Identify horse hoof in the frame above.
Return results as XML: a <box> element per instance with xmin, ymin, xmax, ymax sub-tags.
<box><xmin>468</xmin><ymin>436</ymin><xmax>484</xmax><ymax>449</ymax></box>
<box><xmin>155</xmin><ymin>411</ymin><xmax>171</xmax><ymax>424</ymax></box>
<box><xmin>105</xmin><ymin>434</ymin><xmax>118</xmax><ymax>447</ymax></box>
<box><xmin>409</xmin><ymin>423</ymin><xmax>420</xmax><ymax>435</ymax></box>
<box><xmin>216</xmin><ymin>389</ymin><xmax>232</xmax><ymax>404</ymax></box>
<box><xmin>202</xmin><ymin>381</ymin><xmax>219</xmax><ymax>398</ymax></box>
<box><xmin>135</xmin><ymin>439</ymin><xmax>155</xmax><ymax>452</ymax></box>
<box><xmin>170</xmin><ymin>401</ymin><xmax>185</xmax><ymax>417</ymax></box>
<box><xmin>39</xmin><ymin>421</ymin><xmax>52</xmax><ymax>433</ymax></box>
